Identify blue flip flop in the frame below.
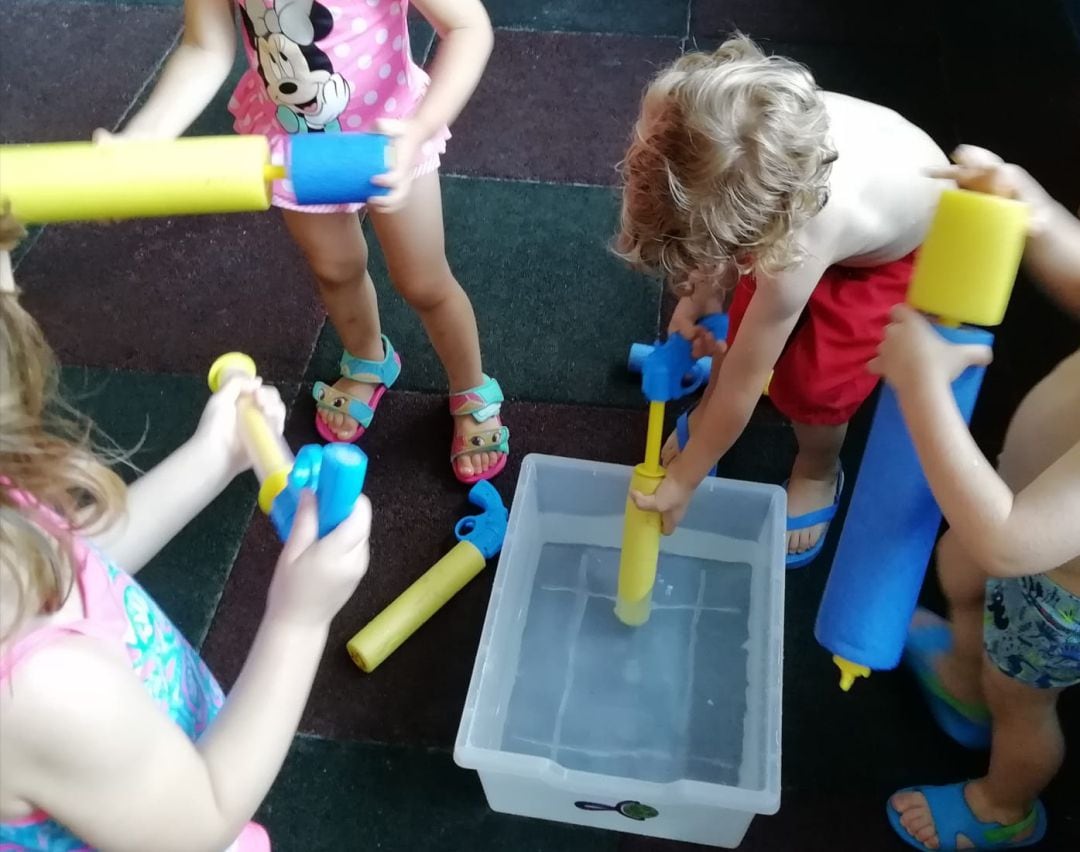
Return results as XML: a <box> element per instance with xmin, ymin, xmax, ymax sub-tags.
<box><xmin>887</xmin><ymin>783</ymin><xmax>1046</xmax><ymax>850</ymax></box>
<box><xmin>676</xmin><ymin>410</ymin><xmax>718</xmax><ymax>477</ymax></box>
<box><xmin>903</xmin><ymin>608</ymin><xmax>992</xmax><ymax>749</ymax></box>
<box><xmin>785</xmin><ymin>468</ymin><xmax>844</xmax><ymax>569</ymax></box>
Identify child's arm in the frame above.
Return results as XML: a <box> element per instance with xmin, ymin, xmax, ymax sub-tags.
<box><xmin>634</xmin><ymin>257</ymin><xmax>826</xmax><ymax>532</ymax></box>
<box><xmin>1</xmin><ymin>494</ymin><xmax>371</xmax><ymax>852</ymax></box>
<box><xmin>870</xmin><ymin>305</ymin><xmax>1080</xmax><ymax>576</ymax></box>
<box><xmin>369</xmin><ymin>0</ymin><xmax>493</xmax><ymax>211</ymax></box>
<box><xmin>930</xmin><ymin>145</ymin><xmax>1080</xmax><ymax>317</ymax></box>
<box><xmin>90</xmin><ymin>378</ymin><xmax>284</xmax><ymax>575</ymax></box>
<box><xmin>104</xmin><ymin>0</ymin><xmax>236</xmax><ymax>140</ymax></box>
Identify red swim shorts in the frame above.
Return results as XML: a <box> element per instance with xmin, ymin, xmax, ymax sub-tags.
<box><xmin>726</xmin><ymin>251</ymin><xmax>917</xmax><ymax>426</ymax></box>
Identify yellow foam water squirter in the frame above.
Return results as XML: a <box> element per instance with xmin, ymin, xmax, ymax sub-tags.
<box><xmin>615</xmin><ymin>400</ymin><xmax>667</xmax><ymax>627</ymax></box>
<box><xmin>207</xmin><ymin>353</ymin><xmax>294</xmax><ymax>513</ymax></box>
<box><xmin>0</xmin><ymin>136</ymin><xmax>276</xmax><ymax>224</ymax></box>
<box><xmin>347</xmin><ymin>540</ymin><xmax>487</xmax><ymax>672</ymax></box>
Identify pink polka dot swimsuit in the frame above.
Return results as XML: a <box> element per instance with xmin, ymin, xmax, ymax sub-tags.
<box><xmin>229</xmin><ymin>0</ymin><xmax>450</xmax><ymax>211</ymax></box>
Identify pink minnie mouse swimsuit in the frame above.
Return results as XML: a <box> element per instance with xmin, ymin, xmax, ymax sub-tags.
<box><xmin>229</xmin><ymin>0</ymin><xmax>451</xmax><ymax>212</ymax></box>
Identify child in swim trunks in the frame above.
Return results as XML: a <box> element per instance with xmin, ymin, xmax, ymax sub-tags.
<box><xmin>618</xmin><ymin>35</ymin><xmax>952</xmax><ymax>566</ymax></box>
<box><xmin>871</xmin><ymin>146</ymin><xmax>1080</xmax><ymax>850</ymax></box>
<box><xmin>0</xmin><ymin>207</ymin><xmax>372</xmax><ymax>850</ymax></box>
<box><xmin>101</xmin><ymin>0</ymin><xmax>507</xmax><ymax>484</ymax></box>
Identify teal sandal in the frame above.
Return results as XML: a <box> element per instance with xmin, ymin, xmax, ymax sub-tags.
<box><xmin>313</xmin><ymin>335</ymin><xmax>402</xmax><ymax>443</ymax></box>
<box><xmin>450</xmin><ymin>375</ymin><xmax>509</xmax><ymax>484</ymax></box>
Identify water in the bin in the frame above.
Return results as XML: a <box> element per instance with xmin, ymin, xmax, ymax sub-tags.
<box><xmin>502</xmin><ymin>542</ymin><xmax>752</xmax><ymax>786</ymax></box>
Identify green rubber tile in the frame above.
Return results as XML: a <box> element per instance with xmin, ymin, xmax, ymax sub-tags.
<box><xmin>258</xmin><ymin>735</ymin><xmax>618</xmax><ymax>852</ymax></box>
<box><xmin>57</xmin><ymin>367</ymin><xmax>290</xmax><ymax>646</ymax></box>
<box><xmin>306</xmin><ymin>176</ymin><xmax>662</xmax><ymax>407</ymax></box>
<box><xmin>484</xmin><ymin>0</ymin><xmax>688</xmax><ymax>36</ymax></box>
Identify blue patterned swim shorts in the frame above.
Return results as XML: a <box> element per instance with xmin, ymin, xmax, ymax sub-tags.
<box><xmin>984</xmin><ymin>575</ymin><xmax>1080</xmax><ymax>689</ymax></box>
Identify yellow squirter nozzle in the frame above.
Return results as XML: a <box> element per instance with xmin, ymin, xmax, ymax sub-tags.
<box><xmin>833</xmin><ymin>655</ymin><xmax>871</xmax><ymax>692</ymax></box>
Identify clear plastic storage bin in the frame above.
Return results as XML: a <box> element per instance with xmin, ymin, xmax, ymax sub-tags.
<box><xmin>455</xmin><ymin>454</ymin><xmax>787</xmax><ymax>847</ymax></box>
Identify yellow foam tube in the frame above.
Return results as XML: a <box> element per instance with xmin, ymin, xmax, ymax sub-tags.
<box><xmin>347</xmin><ymin>540</ymin><xmax>486</xmax><ymax>673</ymax></box>
<box><xmin>615</xmin><ymin>464</ymin><xmax>665</xmax><ymax>626</ymax></box>
<box><xmin>0</xmin><ymin>136</ymin><xmax>275</xmax><ymax>225</ymax></box>
<box><xmin>207</xmin><ymin>352</ymin><xmax>293</xmax><ymax>512</ymax></box>
<box><xmin>907</xmin><ymin>188</ymin><xmax>1028</xmax><ymax>326</ymax></box>
<box><xmin>615</xmin><ymin>400</ymin><xmax>667</xmax><ymax>627</ymax></box>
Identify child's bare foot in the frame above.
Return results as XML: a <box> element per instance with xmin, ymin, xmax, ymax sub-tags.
<box><xmin>786</xmin><ymin>459</ymin><xmax>841</xmax><ymax>555</ymax></box>
<box><xmin>891</xmin><ymin>782</ymin><xmax>1036</xmax><ymax>850</ymax></box>
<box><xmin>318</xmin><ymin>377</ymin><xmax>378</xmax><ymax>441</ymax></box>
<box><xmin>452</xmin><ymin>413</ymin><xmax>505</xmax><ymax>479</ymax></box>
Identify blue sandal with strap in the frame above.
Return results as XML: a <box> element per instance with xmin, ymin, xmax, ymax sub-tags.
<box><xmin>313</xmin><ymin>335</ymin><xmax>402</xmax><ymax>443</ymax></box>
<box><xmin>888</xmin><ymin>783</ymin><xmax>1046</xmax><ymax>850</ymax></box>
<box><xmin>904</xmin><ymin>608</ymin><xmax>992</xmax><ymax>750</ymax></box>
<box><xmin>785</xmin><ymin>468</ymin><xmax>844</xmax><ymax>569</ymax></box>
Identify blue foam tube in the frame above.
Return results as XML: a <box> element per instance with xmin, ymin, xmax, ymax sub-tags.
<box><xmin>290</xmin><ymin>133</ymin><xmax>391</xmax><ymax>206</ymax></box>
<box><xmin>815</xmin><ymin>324</ymin><xmax>995</xmax><ymax>674</ymax></box>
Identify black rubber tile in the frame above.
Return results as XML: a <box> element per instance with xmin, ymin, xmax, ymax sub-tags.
<box><xmin>201</xmin><ymin>391</ymin><xmax>650</xmax><ymax>745</ymax></box>
<box><xmin>58</xmin><ymin>366</ymin><xmax>280</xmax><ymax>647</ymax></box>
<box><xmin>484</xmin><ymin>0</ymin><xmax>688</xmax><ymax>36</ymax></box>
<box><xmin>690</xmin><ymin>0</ymin><xmax>937</xmax><ymax>45</ymax></box>
<box><xmin>687</xmin><ymin>36</ymin><xmax>956</xmax><ymax>150</ymax></box>
<box><xmin>306</xmin><ymin>175</ymin><xmax>662</xmax><ymax>407</ymax></box>
<box><xmin>0</xmin><ymin>1</ymin><xmax>178</xmax><ymax>143</ymax></box>
<box><xmin>15</xmin><ymin>213</ymin><xmax>325</xmax><ymax>383</ymax></box>
<box><xmin>443</xmin><ymin>31</ymin><xmax>682</xmax><ymax>185</ymax></box>
<box><xmin>258</xmin><ymin>735</ymin><xmax>618</xmax><ymax>852</ymax></box>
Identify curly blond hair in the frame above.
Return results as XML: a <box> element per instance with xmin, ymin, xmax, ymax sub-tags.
<box><xmin>1</xmin><ymin>203</ymin><xmax>127</xmax><ymax>642</ymax></box>
<box><xmin>614</xmin><ymin>35</ymin><xmax>836</xmax><ymax>291</ymax></box>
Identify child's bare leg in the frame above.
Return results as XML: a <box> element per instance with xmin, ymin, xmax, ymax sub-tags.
<box><xmin>892</xmin><ymin>660</ymin><xmax>1063</xmax><ymax>848</ymax></box>
<box><xmin>283</xmin><ymin>210</ymin><xmax>384</xmax><ymax>440</ymax></box>
<box><xmin>787</xmin><ymin>421</ymin><xmax>845</xmax><ymax>554</ymax></box>
<box><xmin>368</xmin><ymin>172</ymin><xmax>502</xmax><ymax>479</ymax></box>
<box><xmin>927</xmin><ymin>530</ymin><xmax>990</xmax><ymax>706</ymax></box>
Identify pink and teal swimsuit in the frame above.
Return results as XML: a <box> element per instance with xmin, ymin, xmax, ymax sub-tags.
<box><xmin>0</xmin><ymin>498</ymin><xmax>269</xmax><ymax>851</ymax></box>
<box><xmin>229</xmin><ymin>0</ymin><xmax>450</xmax><ymax>212</ymax></box>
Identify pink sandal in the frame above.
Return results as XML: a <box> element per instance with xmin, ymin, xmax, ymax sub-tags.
<box><xmin>313</xmin><ymin>335</ymin><xmax>401</xmax><ymax>443</ymax></box>
<box><xmin>449</xmin><ymin>375</ymin><xmax>510</xmax><ymax>484</ymax></box>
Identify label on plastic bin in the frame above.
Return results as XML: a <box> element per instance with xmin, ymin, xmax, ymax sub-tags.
<box><xmin>575</xmin><ymin>800</ymin><xmax>659</xmax><ymax>821</ymax></box>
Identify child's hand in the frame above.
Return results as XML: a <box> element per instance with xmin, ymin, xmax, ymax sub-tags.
<box><xmin>687</xmin><ymin>325</ymin><xmax>728</xmax><ymax>362</ymax></box>
<box><xmin>368</xmin><ymin>118</ymin><xmax>423</xmax><ymax>214</ymax></box>
<box><xmin>267</xmin><ymin>490</ymin><xmax>372</xmax><ymax>630</ymax></box>
<box><xmin>868</xmin><ymin>305</ymin><xmax>993</xmax><ymax>390</ymax></box>
<box><xmin>927</xmin><ymin>145</ymin><xmax>1053</xmax><ymax>234</ymax></box>
<box><xmin>194</xmin><ymin>376</ymin><xmax>286</xmax><ymax>478</ymax></box>
<box><xmin>668</xmin><ymin>295</ymin><xmax>704</xmax><ymax>340</ymax></box>
<box><xmin>631</xmin><ymin>472</ymin><xmax>695</xmax><ymax>535</ymax></box>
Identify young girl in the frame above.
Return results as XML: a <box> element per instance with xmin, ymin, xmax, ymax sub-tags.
<box><xmin>101</xmin><ymin>0</ymin><xmax>507</xmax><ymax>484</ymax></box>
<box><xmin>0</xmin><ymin>208</ymin><xmax>372</xmax><ymax>850</ymax></box>
<box><xmin>618</xmin><ymin>35</ymin><xmax>951</xmax><ymax>566</ymax></box>
<box><xmin>872</xmin><ymin>147</ymin><xmax>1080</xmax><ymax>850</ymax></box>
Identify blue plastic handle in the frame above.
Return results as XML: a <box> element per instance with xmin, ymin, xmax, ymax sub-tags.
<box><xmin>637</xmin><ymin>312</ymin><xmax>728</xmax><ymax>402</ymax></box>
<box><xmin>453</xmin><ymin>480</ymin><xmax>508</xmax><ymax>560</ymax></box>
<box><xmin>814</xmin><ymin>324</ymin><xmax>995</xmax><ymax>672</ymax></box>
<box><xmin>269</xmin><ymin>443</ymin><xmax>368</xmax><ymax>541</ymax></box>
